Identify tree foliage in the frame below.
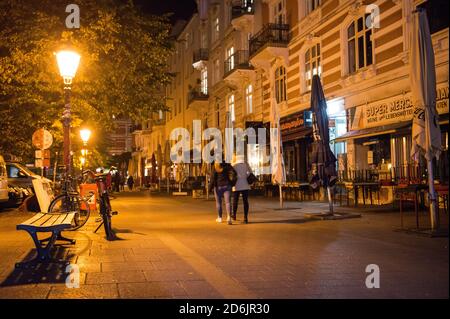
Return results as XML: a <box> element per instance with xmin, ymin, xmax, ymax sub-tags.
<box><xmin>0</xmin><ymin>0</ymin><xmax>173</xmax><ymax>163</ymax></box>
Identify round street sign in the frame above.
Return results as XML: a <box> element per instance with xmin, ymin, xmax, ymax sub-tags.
<box><xmin>32</xmin><ymin>128</ymin><xmax>53</xmax><ymax>150</ymax></box>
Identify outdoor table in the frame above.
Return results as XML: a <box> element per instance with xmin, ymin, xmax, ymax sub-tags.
<box><xmin>395</xmin><ymin>184</ymin><xmax>428</xmax><ymax>229</ymax></box>
<box><xmin>352</xmin><ymin>182</ymin><xmax>380</xmax><ymax>207</ymax></box>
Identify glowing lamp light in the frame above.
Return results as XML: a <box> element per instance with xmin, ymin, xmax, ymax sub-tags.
<box><xmin>55</xmin><ymin>50</ymin><xmax>80</xmax><ymax>83</ymax></box>
<box><xmin>80</xmin><ymin>129</ymin><xmax>92</xmax><ymax>144</ymax></box>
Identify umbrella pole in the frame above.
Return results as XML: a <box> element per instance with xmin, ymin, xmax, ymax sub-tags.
<box><xmin>206</xmin><ymin>174</ymin><xmax>209</xmax><ymax>200</ymax></box>
<box><xmin>427</xmin><ymin>159</ymin><xmax>440</xmax><ymax>230</ymax></box>
<box><xmin>327</xmin><ymin>186</ymin><xmax>334</xmax><ymax>215</ymax></box>
<box><xmin>279</xmin><ymin>184</ymin><xmax>283</xmax><ymax>208</ymax></box>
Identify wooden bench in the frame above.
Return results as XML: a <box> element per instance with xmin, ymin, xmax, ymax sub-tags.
<box><xmin>16</xmin><ymin>212</ymin><xmax>77</xmax><ymax>268</ymax></box>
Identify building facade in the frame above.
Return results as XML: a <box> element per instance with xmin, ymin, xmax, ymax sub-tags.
<box><xmin>132</xmin><ymin>0</ymin><xmax>449</xmax><ymax>198</ymax></box>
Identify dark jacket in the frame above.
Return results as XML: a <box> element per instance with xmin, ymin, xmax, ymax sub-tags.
<box><xmin>208</xmin><ymin>163</ymin><xmax>236</xmax><ymax>192</ymax></box>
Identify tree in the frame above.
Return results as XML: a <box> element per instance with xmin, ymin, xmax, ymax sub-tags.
<box><xmin>0</xmin><ymin>0</ymin><xmax>173</xmax><ymax>163</ymax></box>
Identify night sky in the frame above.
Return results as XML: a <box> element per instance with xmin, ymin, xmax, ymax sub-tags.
<box><xmin>134</xmin><ymin>0</ymin><xmax>198</xmax><ymax>23</ymax></box>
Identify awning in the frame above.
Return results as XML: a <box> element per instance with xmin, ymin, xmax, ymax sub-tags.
<box><xmin>333</xmin><ymin>122</ymin><xmax>411</xmax><ymax>143</ymax></box>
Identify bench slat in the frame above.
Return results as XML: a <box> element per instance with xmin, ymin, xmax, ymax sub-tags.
<box><xmin>38</xmin><ymin>214</ymin><xmax>57</xmax><ymax>227</ymax></box>
<box><xmin>19</xmin><ymin>213</ymin><xmax>46</xmax><ymax>226</ymax></box>
<box><xmin>17</xmin><ymin>212</ymin><xmax>76</xmax><ymax>232</ymax></box>
<box><xmin>52</xmin><ymin>213</ymin><xmax>71</xmax><ymax>226</ymax></box>
<box><xmin>41</xmin><ymin>214</ymin><xmax>62</xmax><ymax>227</ymax></box>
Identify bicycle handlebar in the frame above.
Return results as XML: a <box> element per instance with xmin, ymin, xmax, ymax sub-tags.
<box><xmin>82</xmin><ymin>166</ymin><xmax>117</xmax><ymax>178</ymax></box>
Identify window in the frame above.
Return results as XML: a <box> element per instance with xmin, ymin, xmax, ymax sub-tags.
<box><xmin>305</xmin><ymin>43</ymin><xmax>321</xmax><ymax>91</ymax></box>
<box><xmin>214</xmin><ymin>59</ymin><xmax>220</xmax><ymax>84</ymax></box>
<box><xmin>273</xmin><ymin>0</ymin><xmax>286</xmax><ymax>24</ymax></box>
<box><xmin>226</xmin><ymin>46</ymin><xmax>235</xmax><ymax>70</ymax></box>
<box><xmin>228</xmin><ymin>94</ymin><xmax>235</xmax><ymax>122</ymax></box>
<box><xmin>216</xmin><ymin>102</ymin><xmax>220</xmax><ymax>127</ymax></box>
<box><xmin>201</xmin><ymin>68</ymin><xmax>208</xmax><ymax>95</ymax></box>
<box><xmin>185</xmin><ymin>33</ymin><xmax>190</xmax><ymax>49</ymax></box>
<box><xmin>306</xmin><ymin>0</ymin><xmax>321</xmax><ymax>15</ymax></box>
<box><xmin>275</xmin><ymin>66</ymin><xmax>287</xmax><ymax>103</ymax></box>
<box><xmin>201</xmin><ymin>32</ymin><xmax>208</xmax><ymax>48</ymax></box>
<box><xmin>418</xmin><ymin>0</ymin><xmax>449</xmax><ymax>34</ymax></box>
<box><xmin>245</xmin><ymin>84</ymin><xmax>253</xmax><ymax>114</ymax></box>
<box><xmin>347</xmin><ymin>14</ymin><xmax>373</xmax><ymax>74</ymax></box>
<box><xmin>213</xmin><ymin>17</ymin><xmax>220</xmax><ymax>42</ymax></box>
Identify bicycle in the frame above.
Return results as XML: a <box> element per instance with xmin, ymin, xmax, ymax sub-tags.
<box><xmin>47</xmin><ymin>173</ymin><xmax>91</xmax><ymax>231</ymax></box>
<box><xmin>82</xmin><ymin>169</ymin><xmax>118</xmax><ymax>241</ymax></box>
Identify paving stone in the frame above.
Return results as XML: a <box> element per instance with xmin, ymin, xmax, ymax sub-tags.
<box><xmin>47</xmin><ymin>283</ymin><xmax>119</xmax><ymax>299</ymax></box>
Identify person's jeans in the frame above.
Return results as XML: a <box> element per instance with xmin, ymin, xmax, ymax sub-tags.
<box><xmin>214</xmin><ymin>185</ymin><xmax>231</xmax><ymax>219</ymax></box>
<box><xmin>233</xmin><ymin>190</ymin><xmax>249</xmax><ymax>219</ymax></box>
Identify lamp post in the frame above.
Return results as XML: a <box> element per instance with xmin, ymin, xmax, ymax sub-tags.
<box><xmin>55</xmin><ymin>50</ymin><xmax>80</xmax><ymax>175</ymax></box>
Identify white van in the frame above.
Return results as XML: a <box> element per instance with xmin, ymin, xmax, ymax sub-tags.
<box><xmin>0</xmin><ymin>155</ymin><xmax>9</xmax><ymax>203</ymax></box>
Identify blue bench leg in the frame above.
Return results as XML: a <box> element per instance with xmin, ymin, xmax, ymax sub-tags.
<box><xmin>16</xmin><ymin>231</ymin><xmax>70</xmax><ymax>269</ymax></box>
<box><xmin>40</xmin><ymin>233</ymin><xmax>76</xmax><ymax>245</ymax></box>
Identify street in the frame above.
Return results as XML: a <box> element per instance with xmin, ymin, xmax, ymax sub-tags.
<box><xmin>0</xmin><ymin>192</ymin><xmax>448</xmax><ymax>299</ymax></box>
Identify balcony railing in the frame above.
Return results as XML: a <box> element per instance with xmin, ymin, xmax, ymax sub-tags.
<box><xmin>224</xmin><ymin>50</ymin><xmax>252</xmax><ymax>77</ymax></box>
<box><xmin>249</xmin><ymin>23</ymin><xmax>291</xmax><ymax>57</ymax></box>
<box><xmin>188</xmin><ymin>89</ymin><xmax>209</xmax><ymax>105</ymax></box>
<box><xmin>231</xmin><ymin>2</ymin><xmax>254</xmax><ymax>20</ymax></box>
<box><xmin>193</xmin><ymin>49</ymin><xmax>209</xmax><ymax>64</ymax></box>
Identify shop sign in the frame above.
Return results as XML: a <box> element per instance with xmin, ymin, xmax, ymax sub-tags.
<box><xmin>280</xmin><ymin>111</ymin><xmax>312</xmax><ymax>134</ymax></box>
<box><xmin>361</xmin><ymin>84</ymin><xmax>448</xmax><ymax>128</ymax></box>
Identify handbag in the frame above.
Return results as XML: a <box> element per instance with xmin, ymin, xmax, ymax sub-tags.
<box><xmin>228</xmin><ymin>166</ymin><xmax>238</xmax><ymax>187</ymax></box>
<box><xmin>247</xmin><ymin>173</ymin><xmax>257</xmax><ymax>185</ymax></box>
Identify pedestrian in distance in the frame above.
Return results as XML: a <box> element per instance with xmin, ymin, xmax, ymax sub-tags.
<box><xmin>127</xmin><ymin>175</ymin><xmax>134</xmax><ymax>191</ymax></box>
<box><xmin>120</xmin><ymin>173</ymin><xmax>126</xmax><ymax>192</ymax></box>
<box><xmin>231</xmin><ymin>155</ymin><xmax>254</xmax><ymax>224</ymax></box>
<box><xmin>208</xmin><ymin>158</ymin><xmax>237</xmax><ymax>225</ymax></box>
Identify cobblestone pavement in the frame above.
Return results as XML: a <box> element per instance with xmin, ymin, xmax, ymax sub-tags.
<box><xmin>0</xmin><ymin>192</ymin><xmax>448</xmax><ymax>299</ymax></box>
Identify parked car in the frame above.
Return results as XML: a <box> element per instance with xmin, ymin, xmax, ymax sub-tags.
<box><xmin>5</xmin><ymin>162</ymin><xmax>53</xmax><ymax>206</ymax></box>
<box><xmin>0</xmin><ymin>155</ymin><xmax>9</xmax><ymax>205</ymax></box>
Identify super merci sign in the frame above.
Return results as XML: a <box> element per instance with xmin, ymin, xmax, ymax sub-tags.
<box><xmin>362</xmin><ymin>85</ymin><xmax>449</xmax><ymax>128</ymax></box>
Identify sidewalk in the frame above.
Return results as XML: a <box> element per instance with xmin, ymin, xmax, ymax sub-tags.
<box><xmin>0</xmin><ymin>192</ymin><xmax>448</xmax><ymax>299</ymax></box>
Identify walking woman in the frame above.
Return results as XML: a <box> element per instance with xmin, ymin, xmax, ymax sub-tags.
<box><xmin>232</xmin><ymin>156</ymin><xmax>253</xmax><ymax>224</ymax></box>
<box><xmin>209</xmin><ymin>159</ymin><xmax>237</xmax><ymax>225</ymax></box>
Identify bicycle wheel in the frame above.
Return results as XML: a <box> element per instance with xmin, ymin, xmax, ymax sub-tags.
<box><xmin>48</xmin><ymin>194</ymin><xmax>91</xmax><ymax>230</ymax></box>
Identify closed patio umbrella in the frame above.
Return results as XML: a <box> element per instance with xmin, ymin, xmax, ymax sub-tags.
<box><xmin>310</xmin><ymin>74</ymin><xmax>337</xmax><ymax>214</ymax></box>
<box><xmin>164</xmin><ymin>140</ymin><xmax>172</xmax><ymax>193</ymax></box>
<box><xmin>410</xmin><ymin>8</ymin><xmax>442</xmax><ymax>230</ymax></box>
<box><xmin>270</xmin><ymin>96</ymin><xmax>286</xmax><ymax>208</ymax></box>
<box><xmin>225</xmin><ymin>111</ymin><xmax>233</xmax><ymax>163</ymax></box>
<box><xmin>156</xmin><ymin>144</ymin><xmax>163</xmax><ymax>190</ymax></box>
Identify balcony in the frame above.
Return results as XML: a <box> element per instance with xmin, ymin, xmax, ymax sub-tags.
<box><xmin>192</xmin><ymin>48</ymin><xmax>209</xmax><ymax>70</ymax></box>
<box><xmin>230</xmin><ymin>1</ymin><xmax>254</xmax><ymax>31</ymax></box>
<box><xmin>223</xmin><ymin>50</ymin><xmax>254</xmax><ymax>85</ymax></box>
<box><xmin>188</xmin><ymin>89</ymin><xmax>209</xmax><ymax>114</ymax></box>
<box><xmin>249</xmin><ymin>23</ymin><xmax>290</xmax><ymax>70</ymax></box>
<box><xmin>249</xmin><ymin>23</ymin><xmax>290</xmax><ymax>57</ymax></box>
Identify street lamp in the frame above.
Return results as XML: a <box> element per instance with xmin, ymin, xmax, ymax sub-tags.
<box><xmin>55</xmin><ymin>50</ymin><xmax>80</xmax><ymax>175</ymax></box>
<box><xmin>80</xmin><ymin>128</ymin><xmax>91</xmax><ymax>146</ymax></box>
<box><xmin>80</xmin><ymin>129</ymin><xmax>91</xmax><ymax>171</ymax></box>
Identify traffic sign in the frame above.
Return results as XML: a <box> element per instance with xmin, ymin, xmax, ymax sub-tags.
<box><xmin>32</xmin><ymin>129</ymin><xmax>53</xmax><ymax>150</ymax></box>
